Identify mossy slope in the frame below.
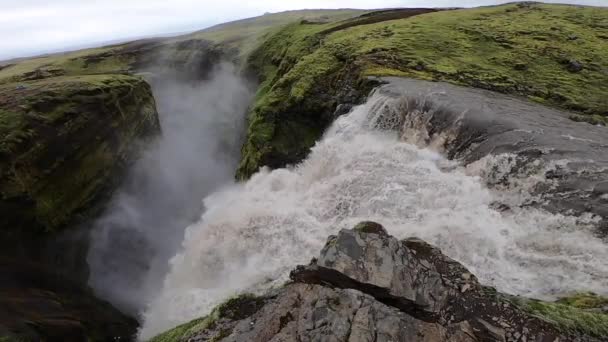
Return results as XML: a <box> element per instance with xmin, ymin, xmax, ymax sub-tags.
<box><xmin>149</xmin><ymin>294</ymin><xmax>265</xmax><ymax>342</ymax></box>
<box><xmin>0</xmin><ymin>74</ymin><xmax>160</xmax><ymax>234</ymax></box>
<box><xmin>512</xmin><ymin>293</ymin><xmax>608</xmax><ymax>337</ymax></box>
<box><xmin>237</xmin><ymin>3</ymin><xmax>608</xmax><ymax>179</ymax></box>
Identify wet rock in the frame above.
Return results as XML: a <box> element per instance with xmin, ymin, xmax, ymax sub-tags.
<box><xmin>353</xmin><ymin>221</ymin><xmax>387</xmax><ymax>235</ymax></box>
<box><xmin>377</xmin><ymin>78</ymin><xmax>608</xmax><ymax>232</ymax></box>
<box><xmin>593</xmin><ymin>182</ymin><xmax>608</xmax><ymax>195</ymax></box>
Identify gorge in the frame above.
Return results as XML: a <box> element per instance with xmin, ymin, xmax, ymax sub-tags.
<box><xmin>0</xmin><ymin>2</ymin><xmax>607</xmax><ymax>341</ymax></box>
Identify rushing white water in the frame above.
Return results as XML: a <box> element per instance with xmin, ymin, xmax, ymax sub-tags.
<box><xmin>139</xmin><ymin>93</ymin><xmax>608</xmax><ymax>339</ymax></box>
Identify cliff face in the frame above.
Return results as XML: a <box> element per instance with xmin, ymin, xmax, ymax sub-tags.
<box><xmin>151</xmin><ymin>222</ymin><xmax>608</xmax><ymax>342</ymax></box>
<box><xmin>0</xmin><ymin>74</ymin><xmax>159</xmax><ymax>341</ymax></box>
<box><xmin>0</xmin><ymin>75</ymin><xmax>160</xmax><ymax>236</ymax></box>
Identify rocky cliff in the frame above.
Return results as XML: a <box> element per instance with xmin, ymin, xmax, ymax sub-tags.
<box><xmin>151</xmin><ymin>222</ymin><xmax>608</xmax><ymax>341</ymax></box>
<box><xmin>0</xmin><ymin>74</ymin><xmax>159</xmax><ymax>341</ymax></box>
<box><xmin>0</xmin><ymin>75</ymin><xmax>159</xmax><ymax>236</ymax></box>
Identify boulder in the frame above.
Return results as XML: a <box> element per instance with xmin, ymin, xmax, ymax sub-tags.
<box><xmin>152</xmin><ymin>223</ymin><xmax>608</xmax><ymax>341</ymax></box>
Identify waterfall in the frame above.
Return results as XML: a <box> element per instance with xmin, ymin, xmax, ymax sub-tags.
<box><xmin>139</xmin><ymin>92</ymin><xmax>608</xmax><ymax>339</ymax></box>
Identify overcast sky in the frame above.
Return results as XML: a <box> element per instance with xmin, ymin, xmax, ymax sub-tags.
<box><xmin>0</xmin><ymin>0</ymin><xmax>604</xmax><ymax>60</ymax></box>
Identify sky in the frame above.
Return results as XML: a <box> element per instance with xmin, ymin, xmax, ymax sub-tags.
<box><xmin>0</xmin><ymin>0</ymin><xmax>605</xmax><ymax>60</ymax></box>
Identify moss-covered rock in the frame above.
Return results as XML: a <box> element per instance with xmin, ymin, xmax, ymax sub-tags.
<box><xmin>0</xmin><ymin>74</ymin><xmax>160</xmax><ymax>235</ymax></box>
<box><xmin>236</xmin><ymin>3</ymin><xmax>608</xmax><ymax>179</ymax></box>
<box><xmin>149</xmin><ymin>293</ymin><xmax>265</xmax><ymax>342</ymax></box>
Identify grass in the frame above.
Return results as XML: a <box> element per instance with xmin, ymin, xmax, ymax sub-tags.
<box><xmin>0</xmin><ymin>45</ymin><xmax>139</xmax><ymax>86</ymax></box>
<box><xmin>0</xmin><ymin>9</ymin><xmax>366</xmax><ymax>85</ymax></box>
<box><xmin>513</xmin><ymin>296</ymin><xmax>608</xmax><ymax>338</ymax></box>
<box><xmin>235</xmin><ymin>3</ymin><xmax>608</xmax><ymax>179</ymax></box>
<box><xmin>556</xmin><ymin>292</ymin><xmax>608</xmax><ymax>310</ymax></box>
<box><xmin>190</xmin><ymin>9</ymin><xmax>367</xmax><ymax>59</ymax></box>
<box><xmin>149</xmin><ymin>293</ymin><xmax>264</xmax><ymax>342</ymax></box>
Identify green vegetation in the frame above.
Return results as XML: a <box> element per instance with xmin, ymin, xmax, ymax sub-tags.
<box><xmin>513</xmin><ymin>296</ymin><xmax>608</xmax><ymax>338</ymax></box>
<box><xmin>0</xmin><ymin>46</ymin><xmax>130</xmax><ymax>85</ymax></box>
<box><xmin>556</xmin><ymin>292</ymin><xmax>608</xmax><ymax>310</ymax></box>
<box><xmin>0</xmin><ymin>336</ymin><xmax>23</xmax><ymax>342</ymax></box>
<box><xmin>0</xmin><ymin>74</ymin><xmax>159</xmax><ymax>233</ymax></box>
<box><xmin>0</xmin><ymin>9</ymin><xmax>366</xmax><ymax>86</ymax></box>
<box><xmin>191</xmin><ymin>9</ymin><xmax>367</xmax><ymax>58</ymax></box>
<box><xmin>150</xmin><ymin>293</ymin><xmax>264</xmax><ymax>342</ymax></box>
<box><xmin>236</xmin><ymin>3</ymin><xmax>608</xmax><ymax>179</ymax></box>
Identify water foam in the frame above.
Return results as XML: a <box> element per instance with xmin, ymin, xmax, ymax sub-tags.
<box><xmin>140</xmin><ymin>93</ymin><xmax>608</xmax><ymax>339</ymax></box>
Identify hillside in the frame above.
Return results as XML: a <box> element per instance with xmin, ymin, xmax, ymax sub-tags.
<box><xmin>236</xmin><ymin>2</ymin><xmax>608</xmax><ymax>179</ymax></box>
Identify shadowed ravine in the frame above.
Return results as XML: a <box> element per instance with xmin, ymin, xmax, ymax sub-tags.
<box><xmin>138</xmin><ymin>79</ymin><xmax>608</xmax><ymax>339</ymax></box>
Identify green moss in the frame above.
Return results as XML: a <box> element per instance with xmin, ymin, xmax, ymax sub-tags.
<box><xmin>0</xmin><ymin>336</ymin><xmax>23</xmax><ymax>342</ymax></box>
<box><xmin>149</xmin><ymin>293</ymin><xmax>264</xmax><ymax>342</ymax></box>
<box><xmin>148</xmin><ymin>316</ymin><xmax>209</xmax><ymax>342</ymax></box>
<box><xmin>556</xmin><ymin>292</ymin><xmax>608</xmax><ymax>310</ymax></box>
<box><xmin>569</xmin><ymin>114</ymin><xmax>608</xmax><ymax>126</ymax></box>
<box><xmin>237</xmin><ymin>3</ymin><xmax>608</xmax><ymax>179</ymax></box>
<box><xmin>0</xmin><ymin>109</ymin><xmax>33</xmax><ymax>155</ymax></box>
<box><xmin>192</xmin><ymin>9</ymin><xmax>367</xmax><ymax>59</ymax></box>
<box><xmin>354</xmin><ymin>221</ymin><xmax>386</xmax><ymax>234</ymax></box>
<box><xmin>0</xmin><ymin>74</ymin><xmax>159</xmax><ymax>233</ymax></box>
<box><xmin>513</xmin><ymin>297</ymin><xmax>608</xmax><ymax>337</ymax></box>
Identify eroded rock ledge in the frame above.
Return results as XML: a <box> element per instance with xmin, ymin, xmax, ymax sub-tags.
<box><xmin>151</xmin><ymin>222</ymin><xmax>608</xmax><ymax>342</ymax></box>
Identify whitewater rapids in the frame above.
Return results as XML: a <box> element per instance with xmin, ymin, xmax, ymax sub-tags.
<box><xmin>139</xmin><ymin>92</ymin><xmax>608</xmax><ymax>339</ymax></box>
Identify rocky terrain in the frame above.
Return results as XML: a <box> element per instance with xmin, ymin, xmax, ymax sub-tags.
<box><xmin>150</xmin><ymin>222</ymin><xmax>608</xmax><ymax>342</ymax></box>
<box><xmin>0</xmin><ymin>2</ymin><xmax>607</xmax><ymax>341</ymax></box>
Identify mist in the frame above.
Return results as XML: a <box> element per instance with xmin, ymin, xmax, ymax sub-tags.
<box><xmin>87</xmin><ymin>63</ymin><xmax>253</xmax><ymax>317</ymax></box>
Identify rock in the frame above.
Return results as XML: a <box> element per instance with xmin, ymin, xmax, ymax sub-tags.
<box><xmin>377</xmin><ymin>78</ymin><xmax>608</xmax><ymax>231</ymax></box>
<box><xmin>593</xmin><ymin>182</ymin><xmax>608</xmax><ymax>196</ymax></box>
<box><xmin>353</xmin><ymin>221</ymin><xmax>387</xmax><ymax>235</ymax></box>
<box><xmin>513</xmin><ymin>63</ymin><xmax>528</xmax><ymax>71</ymax></box>
<box><xmin>152</xmin><ymin>223</ymin><xmax>608</xmax><ymax>341</ymax></box>
<box><xmin>566</xmin><ymin>59</ymin><xmax>584</xmax><ymax>72</ymax></box>
<box><xmin>0</xmin><ymin>258</ymin><xmax>138</xmax><ymax>341</ymax></box>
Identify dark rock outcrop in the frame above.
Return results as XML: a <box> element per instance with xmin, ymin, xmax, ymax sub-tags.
<box><xmin>153</xmin><ymin>223</ymin><xmax>608</xmax><ymax>341</ymax></box>
<box><xmin>0</xmin><ymin>258</ymin><xmax>138</xmax><ymax>341</ymax></box>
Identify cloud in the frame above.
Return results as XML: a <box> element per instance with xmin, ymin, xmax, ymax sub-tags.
<box><xmin>0</xmin><ymin>0</ymin><xmax>605</xmax><ymax>60</ymax></box>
